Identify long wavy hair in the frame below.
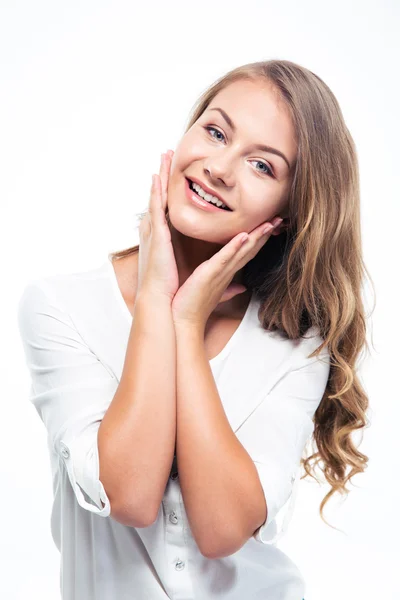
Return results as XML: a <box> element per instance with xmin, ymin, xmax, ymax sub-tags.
<box><xmin>109</xmin><ymin>59</ymin><xmax>375</xmax><ymax>531</ymax></box>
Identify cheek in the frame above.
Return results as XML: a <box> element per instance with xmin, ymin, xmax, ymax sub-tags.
<box><xmin>180</xmin><ymin>130</ymin><xmax>209</xmax><ymax>159</ymax></box>
<box><xmin>238</xmin><ymin>196</ymin><xmax>281</xmax><ymax>229</ymax></box>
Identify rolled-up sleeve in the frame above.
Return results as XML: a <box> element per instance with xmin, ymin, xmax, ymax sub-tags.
<box><xmin>235</xmin><ymin>345</ymin><xmax>330</xmax><ymax>545</ymax></box>
<box><xmin>17</xmin><ymin>279</ymin><xmax>119</xmax><ymax>517</ymax></box>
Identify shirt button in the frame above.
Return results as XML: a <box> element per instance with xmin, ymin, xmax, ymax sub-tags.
<box><xmin>175</xmin><ymin>559</ymin><xmax>185</xmax><ymax>571</ymax></box>
<box><xmin>59</xmin><ymin>443</ymin><xmax>70</xmax><ymax>459</ymax></box>
<box><xmin>171</xmin><ymin>472</ymin><xmax>179</xmax><ymax>480</ymax></box>
<box><xmin>169</xmin><ymin>511</ymin><xmax>178</xmax><ymax>524</ymax></box>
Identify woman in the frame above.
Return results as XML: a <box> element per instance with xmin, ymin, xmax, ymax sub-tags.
<box><xmin>17</xmin><ymin>59</ymin><xmax>372</xmax><ymax>599</ymax></box>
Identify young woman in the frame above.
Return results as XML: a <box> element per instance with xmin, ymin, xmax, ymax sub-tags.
<box><xmin>17</xmin><ymin>59</ymin><xmax>372</xmax><ymax>600</ymax></box>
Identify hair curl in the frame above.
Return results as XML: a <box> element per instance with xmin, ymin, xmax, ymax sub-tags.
<box><xmin>109</xmin><ymin>59</ymin><xmax>375</xmax><ymax>531</ymax></box>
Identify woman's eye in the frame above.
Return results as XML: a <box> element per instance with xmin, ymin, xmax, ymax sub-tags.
<box><xmin>204</xmin><ymin>126</ymin><xmax>274</xmax><ymax>178</ymax></box>
<box><xmin>250</xmin><ymin>160</ymin><xmax>274</xmax><ymax>177</ymax></box>
<box><xmin>205</xmin><ymin>125</ymin><xmax>225</xmax><ymax>143</ymax></box>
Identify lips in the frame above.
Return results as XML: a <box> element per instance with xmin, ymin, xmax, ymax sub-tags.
<box><xmin>186</xmin><ymin>177</ymin><xmax>232</xmax><ymax>211</ymax></box>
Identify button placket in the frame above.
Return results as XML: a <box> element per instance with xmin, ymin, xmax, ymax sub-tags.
<box><xmin>164</xmin><ymin>471</ymin><xmax>194</xmax><ymax>598</ymax></box>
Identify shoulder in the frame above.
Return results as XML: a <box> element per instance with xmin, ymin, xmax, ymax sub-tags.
<box><xmin>281</xmin><ymin>325</ymin><xmax>331</xmax><ymax>383</ymax></box>
<box><xmin>249</xmin><ymin>303</ymin><xmax>329</xmax><ymax>369</ymax></box>
<box><xmin>19</xmin><ymin>262</ymin><xmax>110</xmax><ymax>312</ymax></box>
<box><xmin>17</xmin><ymin>262</ymin><xmax>116</xmax><ymax>344</ymax></box>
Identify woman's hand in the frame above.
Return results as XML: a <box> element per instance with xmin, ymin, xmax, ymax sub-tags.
<box><xmin>136</xmin><ymin>150</ymin><xmax>179</xmax><ymax>302</ymax></box>
<box><xmin>171</xmin><ymin>217</ymin><xmax>282</xmax><ymax>331</ymax></box>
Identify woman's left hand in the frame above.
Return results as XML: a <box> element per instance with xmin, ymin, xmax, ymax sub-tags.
<box><xmin>171</xmin><ymin>217</ymin><xmax>283</xmax><ymax>330</ymax></box>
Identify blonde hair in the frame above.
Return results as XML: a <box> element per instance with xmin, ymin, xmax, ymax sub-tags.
<box><xmin>109</xmin><ymin>59</ymin><xmax>375</xmax><ymax>530</ymax></box>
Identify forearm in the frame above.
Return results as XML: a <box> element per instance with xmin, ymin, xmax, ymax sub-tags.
<box><xmin>98</xmin><ymin>292</ymin><xmax>176</xmax><ymax>527</ymax></box>
<box><xmin>175</xmin><ymin>324</ymin><xmax>263</xmax><ymax>557</ymax></box>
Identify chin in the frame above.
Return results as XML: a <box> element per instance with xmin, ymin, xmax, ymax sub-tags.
<box><xmin>167</xmin><ymin>203</ymin><xmax>225</xmax><ymax>244</ymax></box>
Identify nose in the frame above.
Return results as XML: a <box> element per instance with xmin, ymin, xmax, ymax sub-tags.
<box><xmin>203</xmin><ymin>164</ymin><xmax>233</xmax><ymax>188</ymax></box>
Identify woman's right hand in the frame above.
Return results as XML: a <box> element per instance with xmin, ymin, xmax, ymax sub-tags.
<box><xmin>136</xmin><ymin>150</ymin><xmax>179</xmax><ymax>303</ymax></box>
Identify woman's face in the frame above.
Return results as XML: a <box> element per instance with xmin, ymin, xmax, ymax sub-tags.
<box><xmin>167</xmin><ymin>78</ymin><xmax>297</xmax><ymax>246</ymax></box>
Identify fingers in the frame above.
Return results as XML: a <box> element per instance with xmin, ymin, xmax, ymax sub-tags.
<box><xmin>237</xmin><ymin>217</ymin><xmax>283</xmax><ymax>254</ymax></box>
<box><xmin>159</xmin><ymin>153</ymin><xmax>169</xmax><ymax>212</ymax></box>
<box><xmin>243</xmin><ymin>217</ymin><xmax>283</xmax><ymax>245</ymax></box>
<box><xmin>156</xmin><ymin>151</ymin><xmax>172</xmax><ymax>214</ymax></box>
<box><xmin>211</xmin><ymin>217</ymin><xmax>283</xmax><ymax>276</ymax></box>
<box><xmin>149</xmin><ymin>151</ymin><xmax>173</xmax><ymax>228</ymax></box>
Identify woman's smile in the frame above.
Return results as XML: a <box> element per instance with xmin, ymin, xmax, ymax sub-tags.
<box><xmin>184</xmin><ymin>176</ymin><xmax>233</xmax><ymax>214</ymax></box>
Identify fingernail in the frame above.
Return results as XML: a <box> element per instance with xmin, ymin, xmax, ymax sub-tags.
<box><xmin>262</xmin><ymin>224</ymin><xmax>274</xmax><ymax>235</ymax></box>
<box><xmin>272</xmin><ymin>217</ymin><xmax>283</xmax><ymax>227</ymax></box>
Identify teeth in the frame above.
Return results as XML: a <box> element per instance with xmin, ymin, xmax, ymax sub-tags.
<box><xmin>191</xmin><ymin>181</ymin><xmax>229</xmax><ymax>210</ymax></box>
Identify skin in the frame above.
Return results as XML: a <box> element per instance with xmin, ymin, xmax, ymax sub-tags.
<box><xmin>117</xmin><ymin>78</ymin><xmax>297</xmax><ymax>319</ymax></box>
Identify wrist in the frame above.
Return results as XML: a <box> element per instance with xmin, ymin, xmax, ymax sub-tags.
<box><xmin>135</xmin><ymin>289</ymin><xmax>173</xmax><ymax>311</ymax></box>
<box><xmin>132</xmin><ymin>292</ymin><xmax>174</xmax><ymax>330</ymax></box>
<box><xmin>174</xmin><ymin>319</ymin><xmax>204</xmax><ymax>339</ymax></box>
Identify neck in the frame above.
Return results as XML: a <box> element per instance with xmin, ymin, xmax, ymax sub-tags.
<box><xmin>168</xmin><ymin>220</ymin><xmax>245</xmax><ymax>289</ymax></box>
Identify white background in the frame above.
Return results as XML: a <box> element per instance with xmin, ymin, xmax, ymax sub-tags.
<box><xmin>2</xmin><ymin>1</ymin><xmax>399</xmax><ymax>598</ymax></box>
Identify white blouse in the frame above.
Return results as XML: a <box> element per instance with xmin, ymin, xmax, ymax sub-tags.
<box><xmin>17</xmin><ymin>257</ymin><xmax>330</xmax><ymax>600</ymax></box>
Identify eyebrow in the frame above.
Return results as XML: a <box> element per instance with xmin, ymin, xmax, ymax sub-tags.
<box><xmin>208</xmin><ymin>107</ymin><xmax>292</xmax><ymax>172</ymax></box>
